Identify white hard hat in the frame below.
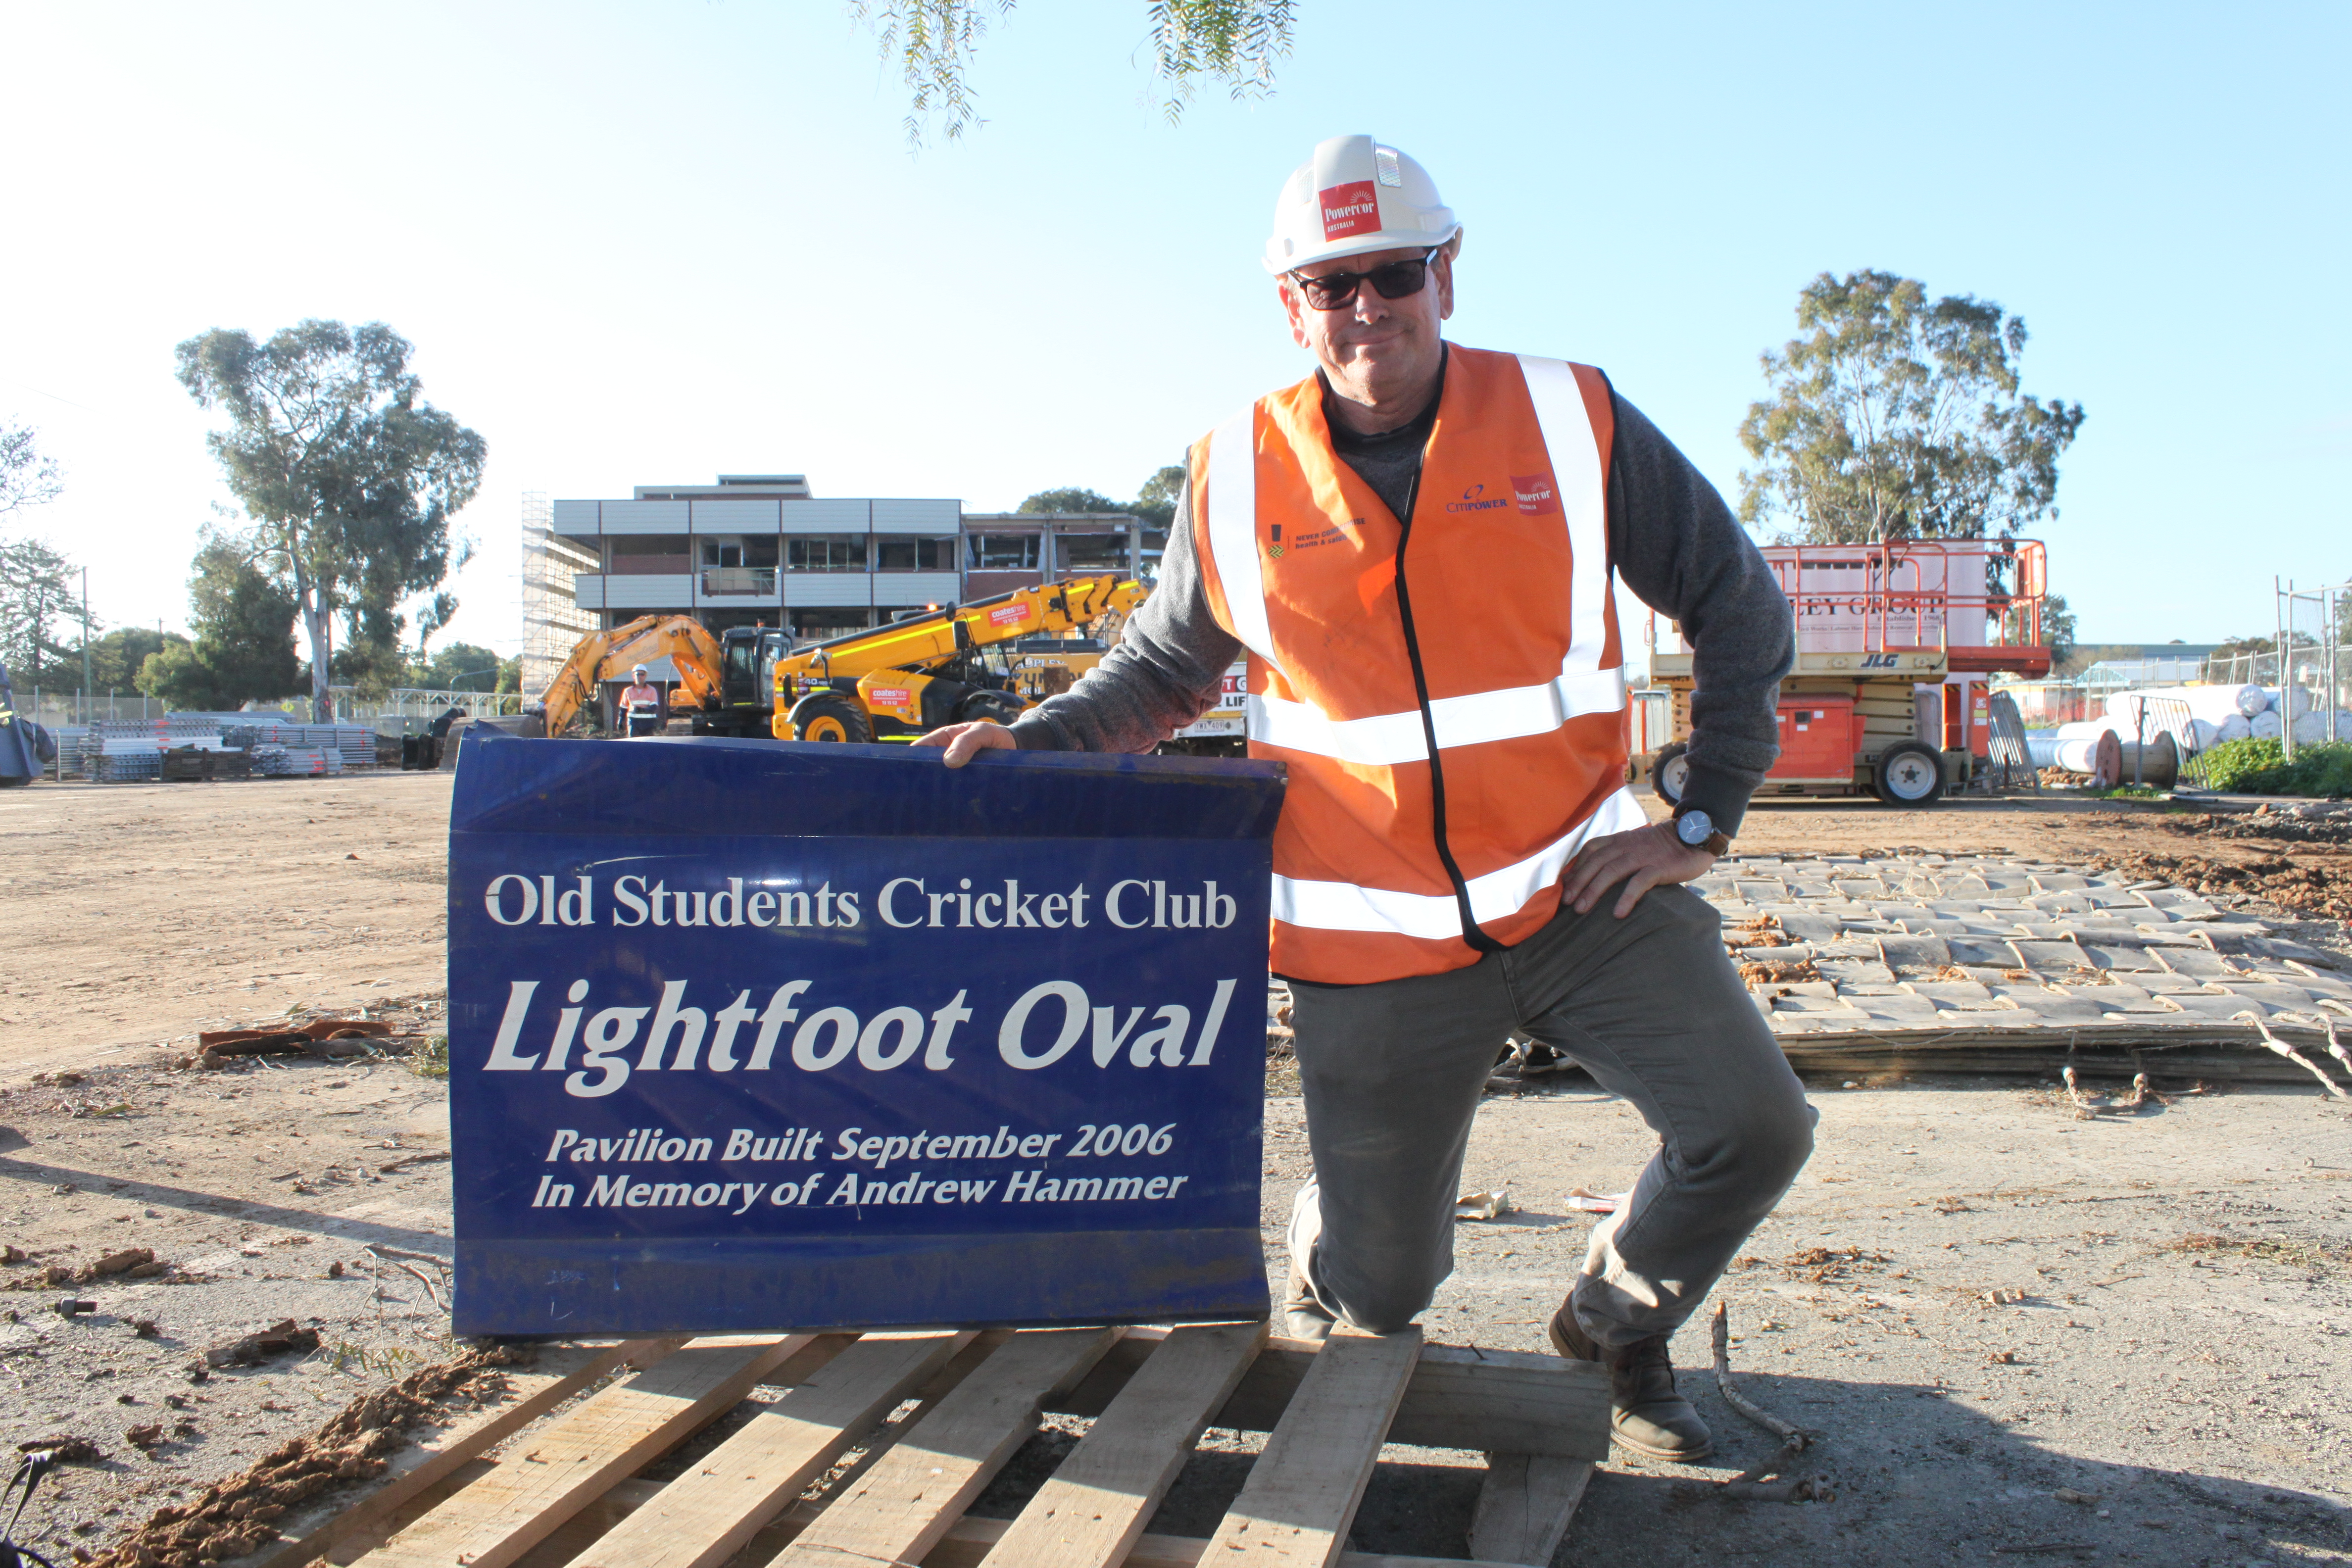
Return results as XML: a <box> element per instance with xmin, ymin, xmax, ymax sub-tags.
<box><xmin>631</xmin><ymin>664</ymin><xmax>647</xmax><ymax>677</ymax></box>
<box><xmin>1264</xmin><ymin>134</ymin><xmax>1459</xmax><ymax>275</ymax></box>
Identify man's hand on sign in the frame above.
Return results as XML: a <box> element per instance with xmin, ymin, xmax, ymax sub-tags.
<box><xmin>917</xmin><ymin>721</ymin><xmax>1019</xmax><ymax>768</ymax></box>
<box><xmin>1560</xmin><ymin>823</ymin><xmax>1717</xmax><ymax>920</ymax></box>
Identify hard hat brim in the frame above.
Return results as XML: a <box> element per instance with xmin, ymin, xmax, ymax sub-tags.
<box><xmin>1264</xmin><ymin>222</ymin><xmax>1461</xmax><ymax>276</ymax></box>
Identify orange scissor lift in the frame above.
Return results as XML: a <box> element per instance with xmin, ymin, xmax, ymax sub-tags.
<box><xmin>1642</xmin><ymin>539</ymin><xmax>2051</xmax><ymax>807</ymax></box>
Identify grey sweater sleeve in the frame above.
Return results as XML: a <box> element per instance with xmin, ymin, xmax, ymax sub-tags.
<box><xmin>1606</xmin><ymin>389</ymin><xmax>1793</xmax><ymax>835</ymax></box>
<box><xmin>1006</xmin><ymin>477</ymin><xmax>1237</xmax><ymax>754</ymax></box>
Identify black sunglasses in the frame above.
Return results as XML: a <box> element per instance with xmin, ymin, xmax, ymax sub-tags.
<box><xmin>1288</xmin><ymin>247</ymin><xmax>1441</xmax><ymax>311</ymax></box>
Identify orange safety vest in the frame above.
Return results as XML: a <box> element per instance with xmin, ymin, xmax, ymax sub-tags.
<box><xmin>1190</xmin><ymin>346</ymin><xmax>1644</xmax><ymax>984</ymax></box>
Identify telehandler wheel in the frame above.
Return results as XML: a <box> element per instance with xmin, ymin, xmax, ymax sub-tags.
<box><xmin>1651</xmin><ymin>742</ymin><xmax>1690</xmax><ymax>807</ymax></box>
<box><xmin>789</xmin><ymin>690</ymin><xmax>872</xmax><ymax>744</ymax></box>
<box><xmin>1873</xmin><ymin>741</ymin><xmax>1945</xmax><ymax>806</ymax></box>
<box><xmin>953</xmin><ymin>689</ymin><xmax>1026</xmax><ymax>727</ymax></box>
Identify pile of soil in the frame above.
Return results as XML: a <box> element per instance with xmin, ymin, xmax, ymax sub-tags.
<box><xmin>2090</xmin><ymin>841</ymin><xmax>2352</xmax><ymax>922</ymax></box>
<box><xmin>2163</xmin><ymin>810</ymin><xmax>2352</xmax><ymax>848</ymax></box>
<box><xmin>81</xmin><ymin>1347</ymin><xmax>524</xmax><ymax>1568</ymax></box>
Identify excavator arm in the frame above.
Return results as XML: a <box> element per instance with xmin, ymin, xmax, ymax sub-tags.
<box><xmin>539</xmin><ymin>615</ymin><xmax>729</xmax><ymax>737</ymax></box>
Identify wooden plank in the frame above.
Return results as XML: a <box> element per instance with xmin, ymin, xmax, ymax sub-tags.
<box><xmin>505</xmin><ymin>1479</ymin><xmax>665</xmax><ymax>1568</ymax></box>
<box><xmin>324</xmin><ymin>1463</ymin><xmax>493</xmax><ymax>1567</ymax></box>
<box><xmin>1054</xmin><ymin>1332</ymin><xmax>1609</xmax><ymax>1462</ymax></box>
<box><xmin>257</xmin><ymin>1339</ymin><xmax>686</xmax><ymax>1568</ymax></box>
<box><xmin>1197</xmin><ymin>1325</ymin><xmax>1421</xmax><ymax>1567</ymax></box>
<box><xmin>1465</xmin><ymin>1453</ymin><xmax>1593</xmax><ymax>1567</ymax></box>
<box><xmin>506</xmin><ymin>1336</ymin><xmax>1012</xmax><ymax>1568</ymax></box>
<box><xmin>928</xmin><ymin>1516</ymin><xmax>1537</xmax><ymax>1568</ymax></box>
<box><xmin>361</xmin><ymin>1336</ymin><xmax>809</xmax><ymax>1568</ymax></box>
<box><xmin>980</xmin><ymin>1321</ymin><xmax>1268</xmax><ymax>1568</ymax></box>
<box><xmin>766</xmin><ymin>1327</ymin><xmax>1123</xmax><ymax>1568</ymax></box>
<box><xmin>505</xmin><ymin>1482</ymin><xmax>1530</xmax><ymax>1568</ymax></box>
<box><xmin>570</xmin><ymin>1332</ymin><xmax>972</xmax><ymax>1568</ymax></box>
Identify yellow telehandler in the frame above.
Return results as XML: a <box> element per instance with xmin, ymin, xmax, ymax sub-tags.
<box><xmin>772</xmin><ymin>575</ymin><xmax>1145</xmax><ymax>742</ymax></box>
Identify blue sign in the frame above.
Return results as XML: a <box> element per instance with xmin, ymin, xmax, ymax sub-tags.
<box><xmin>446</xmin><ymin>734</ymin><xmax>1284</xmax><ymax>1336</ymax></box>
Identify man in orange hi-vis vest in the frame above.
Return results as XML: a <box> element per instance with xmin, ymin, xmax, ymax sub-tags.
<box><xmin>921</xmin><ymin>134</ymin><xmax>1809</xmax><ymax>1462</ymax></box>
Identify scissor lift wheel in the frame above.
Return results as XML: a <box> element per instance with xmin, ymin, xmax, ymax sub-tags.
<box><xmin>1652</xmin><ymin>741</ymin><xmax>1690</xmax><ymax>806</ymax></box>
<box><xmin>1874</xmin><ymin>741</ymin><xmax>1945</xmax><ymax>806</ymax></box>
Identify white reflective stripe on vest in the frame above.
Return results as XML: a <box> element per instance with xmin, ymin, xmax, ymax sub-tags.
<box><xmin>1516</xmin><ymin>354</ymin><xmax>1613</xmax><ymax>676</ymax></box>
<box><xmin>1208</xmin><ymin>358</ymin><xmax>1622</xmax><ymax>765</ymax></box>
<box><xmin>1248</xmin><ymin>663</ymin><xmax>1627</xmax><ymax>766</ymax></box>
<box><xmin>1203</xmin><ymin>406</ymin><xmax>1277</xmax><ymax>667</ymax></box>
<box><xmin>1271</xmin><ymin>786</ymin><xmax>1649</xmax><ymax>938</ymax></box>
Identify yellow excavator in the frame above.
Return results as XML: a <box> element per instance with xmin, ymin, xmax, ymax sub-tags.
<box><xmin>538</xmin><ymin>615</ymin><xmax>787</xmax><ymax>739</ymax></box>
<box><xmin>773</xmin><ymin>576</ymin><xmax>1145</xmax><ymax>742</ymax></box>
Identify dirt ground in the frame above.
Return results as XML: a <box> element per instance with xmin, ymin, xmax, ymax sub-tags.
<box><xmin>0</xmin><ymin>775</ymin><xmax>452</xmax><ymax>1081</ymax></box>
<box><xmin>1729</xmin><ymin>794</ymin><xmax>2352</xmax><ymax>925</ymax></box>
<box><xmin>4</xmin><ymin>773</ymin><xmax>2351</xmax><ymax>1566</ymax></box>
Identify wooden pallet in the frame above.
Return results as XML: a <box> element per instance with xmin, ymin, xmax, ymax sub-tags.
<box><xmin>292</xmin><ymin>1324</ymin><xmax>1609</xmax><ymax>1568</ymax></box>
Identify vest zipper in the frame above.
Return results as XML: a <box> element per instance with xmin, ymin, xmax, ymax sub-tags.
<box><xmin>1390</xmin><ymin>457</ymin><xmax>1505</xmax><ymax>955</ymax></box>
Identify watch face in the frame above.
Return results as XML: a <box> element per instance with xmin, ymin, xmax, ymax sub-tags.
<box><xmin>1677</xmin><ymin>811</ymin><xmax>1713</xmax><ymax>845</ymax></box>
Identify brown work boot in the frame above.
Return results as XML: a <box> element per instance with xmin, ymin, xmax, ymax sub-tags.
<box><xmin>1548</xmin><ymin>1305</ymin><xmax>1713</xmax><ymax>1462</ymax></box>
<box><xmin>1279</xmin><ymin>1181</ymin><xmax>1335</xmax><ymax>1343</ymax></box>
<box><xmin>1280</xmin><ymin>1267</ymin><xmax>1335</xmax><ymax>1343</ymax></box>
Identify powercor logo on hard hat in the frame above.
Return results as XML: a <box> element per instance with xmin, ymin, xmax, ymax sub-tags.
<box><xmin>1267</xmin><ymin>134</ymin><xmax>1459</xmax><ymax>275</ymax></box>
<box><xmin>1319</xmin><ymin>181</ymin><xmax>1381</xmax><ymax>242</ymax></box>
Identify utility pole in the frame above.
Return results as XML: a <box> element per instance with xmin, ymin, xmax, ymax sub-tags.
<box><xmin>81</xmin><ymin>567</ymin><xmax>93</xmax><ymax>728</ymax></box>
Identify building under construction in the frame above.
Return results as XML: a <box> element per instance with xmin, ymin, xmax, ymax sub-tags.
<box><xmin>519</xmin><ymin>477</ymin><xmax>1149</xmax><ymax>697</ymax></box>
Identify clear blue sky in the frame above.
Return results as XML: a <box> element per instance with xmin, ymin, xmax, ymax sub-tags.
<box><xmin>1</xmin><ymin>0</ymin><xmax>2345</xmax><ymax>666</ymax></box>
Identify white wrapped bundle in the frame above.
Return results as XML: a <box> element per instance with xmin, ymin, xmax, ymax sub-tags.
<box><xmin>2251</xmin><ymin>710</ymin><xmax>2284</xmax><ymax>740</ymax></box>
<box><xmin>2055</xmin><ymin>720</ymin><xmax>2116</xmax><ymax>742</ymax></box>
<box><xmin>2236</xmin><ymin>685</ymin><xmax>2270</xmax><ymax>717</ymax></box>
<box><xmin>2261</xmin><ymin>686</ymin><xmax>2312</xmax><ymax>719</ymax></box>
<box><xmin>2290</xmin><ymin>711</ymin><xmax>2352</xmax><ymax>745</ymax></box>
<box><xmin>2214</xmin><ymin>713</ymin><xmax>2252</xmax><ymax>744</ymax></box>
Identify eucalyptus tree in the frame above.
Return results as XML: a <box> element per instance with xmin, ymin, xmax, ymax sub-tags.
<box><xmin>175</xmin><ymin>320</ymin><xmax>485</xmax><ymax>721</ymax></box>
<box><xmin>1738</xmin><ymin>270</ymin><xmax>2084</xmax><ymax>548</ymax></box>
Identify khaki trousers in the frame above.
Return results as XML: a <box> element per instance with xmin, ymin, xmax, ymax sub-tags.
<box><xmin>1285</xmin><ymin>879</ymin><xmax>1816</xmax><ymax>1349</ymax></box>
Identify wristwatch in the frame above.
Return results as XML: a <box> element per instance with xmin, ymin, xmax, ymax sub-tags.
<box><xmin>1672</xmin><ymin>808</ymin><xmax>1732</xmax><ymax>858</ymax></box>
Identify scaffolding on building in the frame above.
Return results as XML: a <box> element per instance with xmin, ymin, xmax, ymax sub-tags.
<box><xmin>521</xmin><ymin>491</ymin><xmax>597</xmax><ymax>700</ymax></box>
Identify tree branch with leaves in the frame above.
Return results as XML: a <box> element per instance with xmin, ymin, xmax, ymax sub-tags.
<box><xmin>0</xmin><ymin>420</ymin><xmax>64</xmax><ymax>521</ymax></box>
<box><xmin>850</xmin><ymin>0</ymin><xmax>1294</xmax><ymax>145</ymax></box>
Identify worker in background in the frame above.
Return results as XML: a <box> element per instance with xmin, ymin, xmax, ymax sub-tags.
<box><xmin>922</xmin><ymin>136</ymin><xmax>1809</xmax><ymax>1463</ymax></box>
<box><xmin>619</xmin><ymin>665</ymin><xmax>665</xmax><ymax>738</ymax></box>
